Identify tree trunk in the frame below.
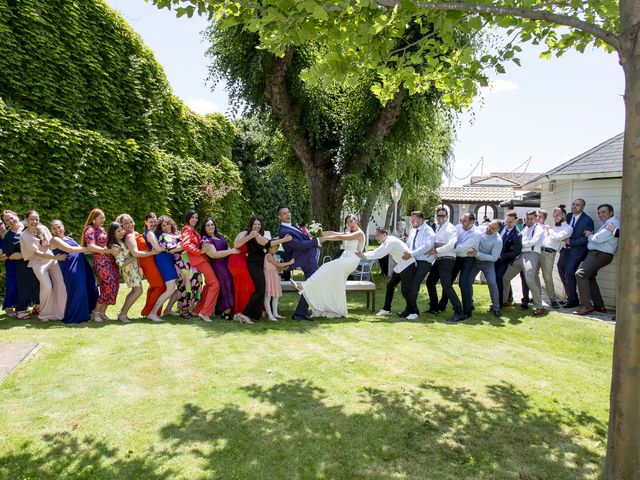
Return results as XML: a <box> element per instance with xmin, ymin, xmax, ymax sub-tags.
<box><xmin>602</xmin><ymin>7</ymin><xmax>640</xmax><ymax>476</ymax></box>
<box><xmin>359</xmin><ymin>191</ymin><xmax>378</xmax><ymax>238</ymax></box>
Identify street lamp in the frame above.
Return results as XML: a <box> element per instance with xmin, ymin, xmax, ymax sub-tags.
<box><xmin>390</xmin><ymin>179</ymin><xmax>403</xmax><ymax>235</ymax></box>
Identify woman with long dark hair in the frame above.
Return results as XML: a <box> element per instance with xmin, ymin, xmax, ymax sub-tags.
<box><xmin>200</xmin><ymin>218</ymin><xmax>238</xmax><ymax>320</ymax></box>
<box><xmin>233</xmin><ymin>216</ymin><xmax>291</xmax><ymax>322</ymax></box>
<box><xmin>181</xmin><ymin>210</ymin><xmax>220</xmax><ymax>322</ymax></box>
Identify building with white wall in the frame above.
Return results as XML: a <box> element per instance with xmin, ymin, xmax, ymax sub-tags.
<box><xmin>523</xmin><ymin>133</ymin><xmax>623</xmax><ymax>308</ymax></box>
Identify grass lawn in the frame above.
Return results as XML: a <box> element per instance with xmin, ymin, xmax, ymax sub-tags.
<box><xmin>0</xmin><ymin>277</ymin><xmax>613</xmax><ymax>479</ymax></box>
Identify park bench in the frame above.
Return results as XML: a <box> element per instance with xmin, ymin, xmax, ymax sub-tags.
<box><xmin>280</xmin><ymin>280</ymin><xmax>377</xmax><ymax>311</ymax></box>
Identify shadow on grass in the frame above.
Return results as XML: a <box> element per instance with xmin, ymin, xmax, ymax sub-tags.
<box><xmin>0</xmin><ymin>432</ymin><xmax>175</xmax><ymax>479</ymax></box>
<box><xmin>0</xmin><ymin>379</ymin><xmax>605</xmax><ymax>479</ymax></box>
<box><xmin>157</xmin><ymin>380</ymin><xmax>604</xmax><ymax>480</ymax></box>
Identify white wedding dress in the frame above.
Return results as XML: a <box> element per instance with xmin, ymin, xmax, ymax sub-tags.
<box><xmin>301</xmin><ymin>236</ymin><xmax>366</xmax><ymax>318</ymax></box>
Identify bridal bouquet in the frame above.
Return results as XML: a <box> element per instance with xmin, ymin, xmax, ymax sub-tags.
<box><xmin>308</xmin><ymin>221</ymin><xmax>323</xmax><ymax>237</ymax></box>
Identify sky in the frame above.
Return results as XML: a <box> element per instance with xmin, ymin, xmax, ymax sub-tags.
<box><xmin>106</xmin><ymin>0</ymin><xmax>625</xmax><ymax>186</ymax></box>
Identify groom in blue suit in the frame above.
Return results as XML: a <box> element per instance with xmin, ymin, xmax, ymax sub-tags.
<box><xmin>557</xmin><ymin>198</ymin><xmax>594</xmax><ymax>308</ymax></box>
<box><xmin>278</xmin><ymin>205</ymin><xmax>323</xmax><ymax>320</ymax></box>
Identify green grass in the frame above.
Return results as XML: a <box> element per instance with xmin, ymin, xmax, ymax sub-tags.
<box><xmin>0</xmin><ymin>277</ymin><xmax>613</xmax><ymax>479</ymax></box>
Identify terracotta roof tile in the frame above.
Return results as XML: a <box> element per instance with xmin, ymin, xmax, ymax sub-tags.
<box><xmin>437</xmin><ymin>186</ymin><xmax>515</xmax><ymax>203</ymax></box>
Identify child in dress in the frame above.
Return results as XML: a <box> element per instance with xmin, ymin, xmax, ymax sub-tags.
<box><xmin>263</xmin><ymin>244</ymin><xmax>294</xmax><ymax>321</ymax></box>
<box><xmin>107</xmin><ymin>222</ymin><xmax>142</xmax><ymax>323</ymax></box>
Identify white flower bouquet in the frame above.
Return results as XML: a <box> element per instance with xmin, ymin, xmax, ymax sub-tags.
<box><xmin>308</xmin><ymin>221</ymin><xmax>323</xmax><ymax>237</ymax></box>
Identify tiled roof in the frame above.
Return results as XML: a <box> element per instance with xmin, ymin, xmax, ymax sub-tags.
<box><xmin>525</xmin><ymin>133</ymin><xmax>623</xmax><ymax>187</ymax></box>
<box><xmin>469</xmin><ymin>172</ymin><xmax>544</xmax><ymax>186</ymax></box>
<box><xmin>437</xmin><ymin>186</ymin><xmax>515</xmax><ymax>203</ymax></box>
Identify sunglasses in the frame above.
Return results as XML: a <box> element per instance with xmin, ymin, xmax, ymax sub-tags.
<box><xmin>436</xmin><ymin>214</ymin><xmax>447</xmax><ymax>218</ymax></box>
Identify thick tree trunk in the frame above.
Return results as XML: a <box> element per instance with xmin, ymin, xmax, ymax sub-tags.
<box><xmin>602</xmin><ymin>11</ymin><xmax>640</xmax><ymax>476</ymax></box>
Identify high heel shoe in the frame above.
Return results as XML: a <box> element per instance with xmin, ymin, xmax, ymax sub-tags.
<box><xmin>92</xmin><ymin>312</ymin><xmax>103</xmax><ymax>323</ymax></box>
<box><xmin>148</xmin><ymin>313</ymin><xmax>163</xmax><ymax>322</ymax></box>
<box><xmin>198</xmin><ymin>313</ymin><xmax>213</xmax><ymax>322</ymax></box>
<box><xmin>118</xmin><ymin>312</ymin><xmax>131</xmax><ymax>324</ymax></box>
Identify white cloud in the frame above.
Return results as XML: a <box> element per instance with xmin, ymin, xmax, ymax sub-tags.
<box><xmin>480</xmin><ymin>79</ymin><xmax>519</xmax><ymax>95</ymax></box>
<box><xmin>185</xmin><ymin>98</ymin><xmax>222</xmax><ymax>115</ymax></box>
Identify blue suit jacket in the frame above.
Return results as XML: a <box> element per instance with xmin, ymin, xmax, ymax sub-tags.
<box><xmin>565</xmin><ymin>213</ymin><xmax>594</xmax><ymax>257</ymax></box>
<box><xmin>497</xmin><ymin>227</ymin><xmax>522</xmax><ymax>265</ymax></box>
<box><xmin>278</xmin><ymin>223</ymin><xmax>320</xmax><ymax>272</ymax></box>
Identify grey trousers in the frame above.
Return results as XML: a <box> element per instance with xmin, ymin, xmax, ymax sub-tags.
<box><xmin>539</xmin><ymin>250</ymin><xmax>559</xmax><ymax>302</ymax></box>
<box><xmin>502</xmin><ymin>252</ymin><xmax>542</xmax><ymax>308</ymax></box>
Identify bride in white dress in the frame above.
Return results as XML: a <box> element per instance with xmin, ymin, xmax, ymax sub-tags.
<box><xmin>292</xmin><ymin>214</ymin><xmax>366</xmax><ymax>318</ymax></box>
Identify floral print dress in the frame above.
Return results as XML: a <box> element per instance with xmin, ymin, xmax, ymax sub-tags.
<box><xmin>114</xmin><ymin>241</ymin><xmax>142</xmax><ymax>288</ymax></box>
<box><xmin>159</xmin><ymin>232</ymin><xmax>202</xmax><ymax>315</ymax></box>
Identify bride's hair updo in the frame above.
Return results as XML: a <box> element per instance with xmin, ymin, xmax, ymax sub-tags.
<box><xmin>344</xmin><ymin>213</ymin><xmax>360</xmax><ymax>230</ymax></box>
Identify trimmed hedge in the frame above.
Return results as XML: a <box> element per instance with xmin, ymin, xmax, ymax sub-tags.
<box><xmin>0</xmin><ymin>100</ymin><xmax>245</xmax><ymax>235</ymax></box>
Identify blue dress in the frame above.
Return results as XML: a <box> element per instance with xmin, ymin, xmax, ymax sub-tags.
<box><xmin>53</xmin><ymin>237</ymin><xmax>98</xmax><ymax>324</ymax></box>
<box><xmin>156</xmin><ymin>232</ymin><xmax>180</xmax><ymax>281</ymax></box>
<box><xmin>1</xmin><ymin>236</ymin><xmax>18</xmax><ymax>310</ymax></box>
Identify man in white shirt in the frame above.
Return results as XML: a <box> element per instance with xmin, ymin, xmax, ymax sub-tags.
<box><xmin>438</xmin><ymin>213</ymin><xmax>481</xmax><ymax>319</ymax></box>
<box><xmin>401</xmin><ymin>211</ymin><xmax>436</xmax><ymax>319</ymax></box>
<box><xmin>502</xmin><ymin>210</ymin><xmax>546</xmax><ymax>316</ymax></box>
<box><xmin>358</xmin><ymin>227</ymin><xmax>418</xmax><ymax>319</ymax></box>
<box><xmin>574</xmin><ymin>204</ymin><xmax>620</xmax><ymax>315</ymax></box>
<box><xmin>425</xmin><ymin>208</ymin><xmax>464</xmax><ymax>322</ymax></box>
<box><xmin>539</xmin><ymin>206</ymin><xmax>573</xmax><ymax>308</ymax></box>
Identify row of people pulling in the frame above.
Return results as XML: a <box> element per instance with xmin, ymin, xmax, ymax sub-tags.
<box><xmin>0</xmin><ymin>208</ymin><xmax>297</xmax><ymax>324</ymax></box>
<box><xmin>363</xmin><ymin>200</ymin><xmax>619</xmax><ymax>322</ymax></box>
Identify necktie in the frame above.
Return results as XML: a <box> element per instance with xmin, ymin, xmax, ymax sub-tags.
<box><xmin>570</xmin><ymin>216</ymin><xmax>576</xmax><ymax>228</ymax></box>
<box><xmin>412</xmin><ymin>227</ymin><xmax>418</xmax><ymax>249</ymax></box>
<box><xmin>530</xmin><ymin>225</ymin><xmax>536</xmax><ymax>238</ymax></box>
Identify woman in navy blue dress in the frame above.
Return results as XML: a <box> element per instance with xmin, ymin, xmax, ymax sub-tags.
<box><xmin>0</xmin><ymin>218</ymin><xmax>18</xmax><ymax>316</ymax></box>
<box><xmin>50</xmin><ymin>220</ymin><xmax>98</xmax><ymax>324</ymax></box>
<box><xmin>1</xmin><ymin>210</ymin><xmax>39</xmax><ymax>319</ymax></box>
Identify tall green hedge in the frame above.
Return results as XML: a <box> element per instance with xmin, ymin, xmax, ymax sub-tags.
<box><xmin>0</xmin><ymin>0</ymin><xmax>234</xmax><ymax>165</ymax></box>
<box><xmin>0</xmin><ymin>100</ymin><xmax>245</xmax><ymax>235</ymax></box>
<box><xmin>0</xmin><ymin>0</ymin><xmax>248</xmax><ymax>236</ymax></box>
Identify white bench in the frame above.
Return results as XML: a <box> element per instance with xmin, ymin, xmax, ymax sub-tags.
<box><xmin>280</xmin><ymin>280</ymin><xmax>377</xmax><ymax>311</ymax></box>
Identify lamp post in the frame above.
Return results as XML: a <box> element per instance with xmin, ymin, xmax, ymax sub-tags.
<box><xmin>390</xmin><ymin>179</ymin><xmax>403</xmax><ymax>235</ymax></box>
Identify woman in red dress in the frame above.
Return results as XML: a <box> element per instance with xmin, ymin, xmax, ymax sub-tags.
<box><xmin>181</xmin><ymin>210</ymin><xmax>220</xmax><ymax>322</ymax></box>
<box><xmin>227</xmin><ymin>239</ymin><xmax>254</xmax><ymax>321</ymax></box>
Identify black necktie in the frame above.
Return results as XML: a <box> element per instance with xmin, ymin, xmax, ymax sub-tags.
<box><xmin>412</xmin><ymin>228</ymin><xmax>418</xmax><ymax>249</ymax></box>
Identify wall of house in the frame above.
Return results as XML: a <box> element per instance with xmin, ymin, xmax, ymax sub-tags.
<box><xmin>539</xmin><ymin>177</ymin><xmax>622</xmax><ymax>309</ymax></box>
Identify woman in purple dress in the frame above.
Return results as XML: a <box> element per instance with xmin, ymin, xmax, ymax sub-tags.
<box><xmin>50</xmin><ymin>220</ymin><xmax>98</xmax><ymax>324</ymax></box>
<box><xmin>200</xmin><ymin>218</ymin><xmax>239</xmax><ymax>320</ymax></box>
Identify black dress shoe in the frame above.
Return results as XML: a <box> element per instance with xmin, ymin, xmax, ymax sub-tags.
<box><xmin>550</xmin><ymin>301</ymin><xmax>560</xmax><ymax>308</ymax></box>
<box><xmin>494</xmin><ymin>309</ymin><xmax>501</xmax><ymax>317</ymax></box>
<box><xmin>292</xmin><ymin>314</ymin><xmax>312</xmax><ymax>321</ymax></box>
<box><xmin>520</xmin><ymin>302</ymin><xmax>529</xmax><ymax>310</ymax></box>
<box><xmin>446</xmin><ymin>313</ymin><xmax>465</xmax><ymax>323</ymax></box>
<box><xmin>562</xmin><ymin>302</ymin><xmax>579</xmax><ymax>309</ymax></box>
<box><xmin>397</xmin><ymin>311</ymin><xmax>409</xmax><ymax>318</ymax></box>
<box><xmin>426</xmin><ymin>309</ymin><xmax>441</xmax><ymax>314</ymax></box>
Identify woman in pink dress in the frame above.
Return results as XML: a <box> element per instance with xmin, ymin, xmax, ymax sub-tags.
<box><xmin>19</xmin><ymin>210</ymin><xmax>67</xmax><ymax>321</ymax></box>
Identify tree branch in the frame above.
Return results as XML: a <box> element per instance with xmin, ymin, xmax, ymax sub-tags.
<box><xmin>373</xmin><ymin>0</ymin><xmax>621</xmax><ymax>52</ymax></box>
<box><xmin>264</xmin><ymin>48</ymin><xmax>316</xmax><ymax>171</ymax></box>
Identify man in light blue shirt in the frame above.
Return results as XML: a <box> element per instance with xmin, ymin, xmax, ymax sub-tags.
<box><xmin>574</xmin><ymin>204</ymin><xmax>620</xmax><ymax>315</ymax></box>
<box><xmin>469</xmin><ymin>220</ymin><xmax>503</xmax><ymax>317</ymax></box>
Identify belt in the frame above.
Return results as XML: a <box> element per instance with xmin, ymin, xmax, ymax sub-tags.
<box><xmin>542</xmin><ymin>247</ymin><xmax>556</xmax><ymax>253</ymax></box>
